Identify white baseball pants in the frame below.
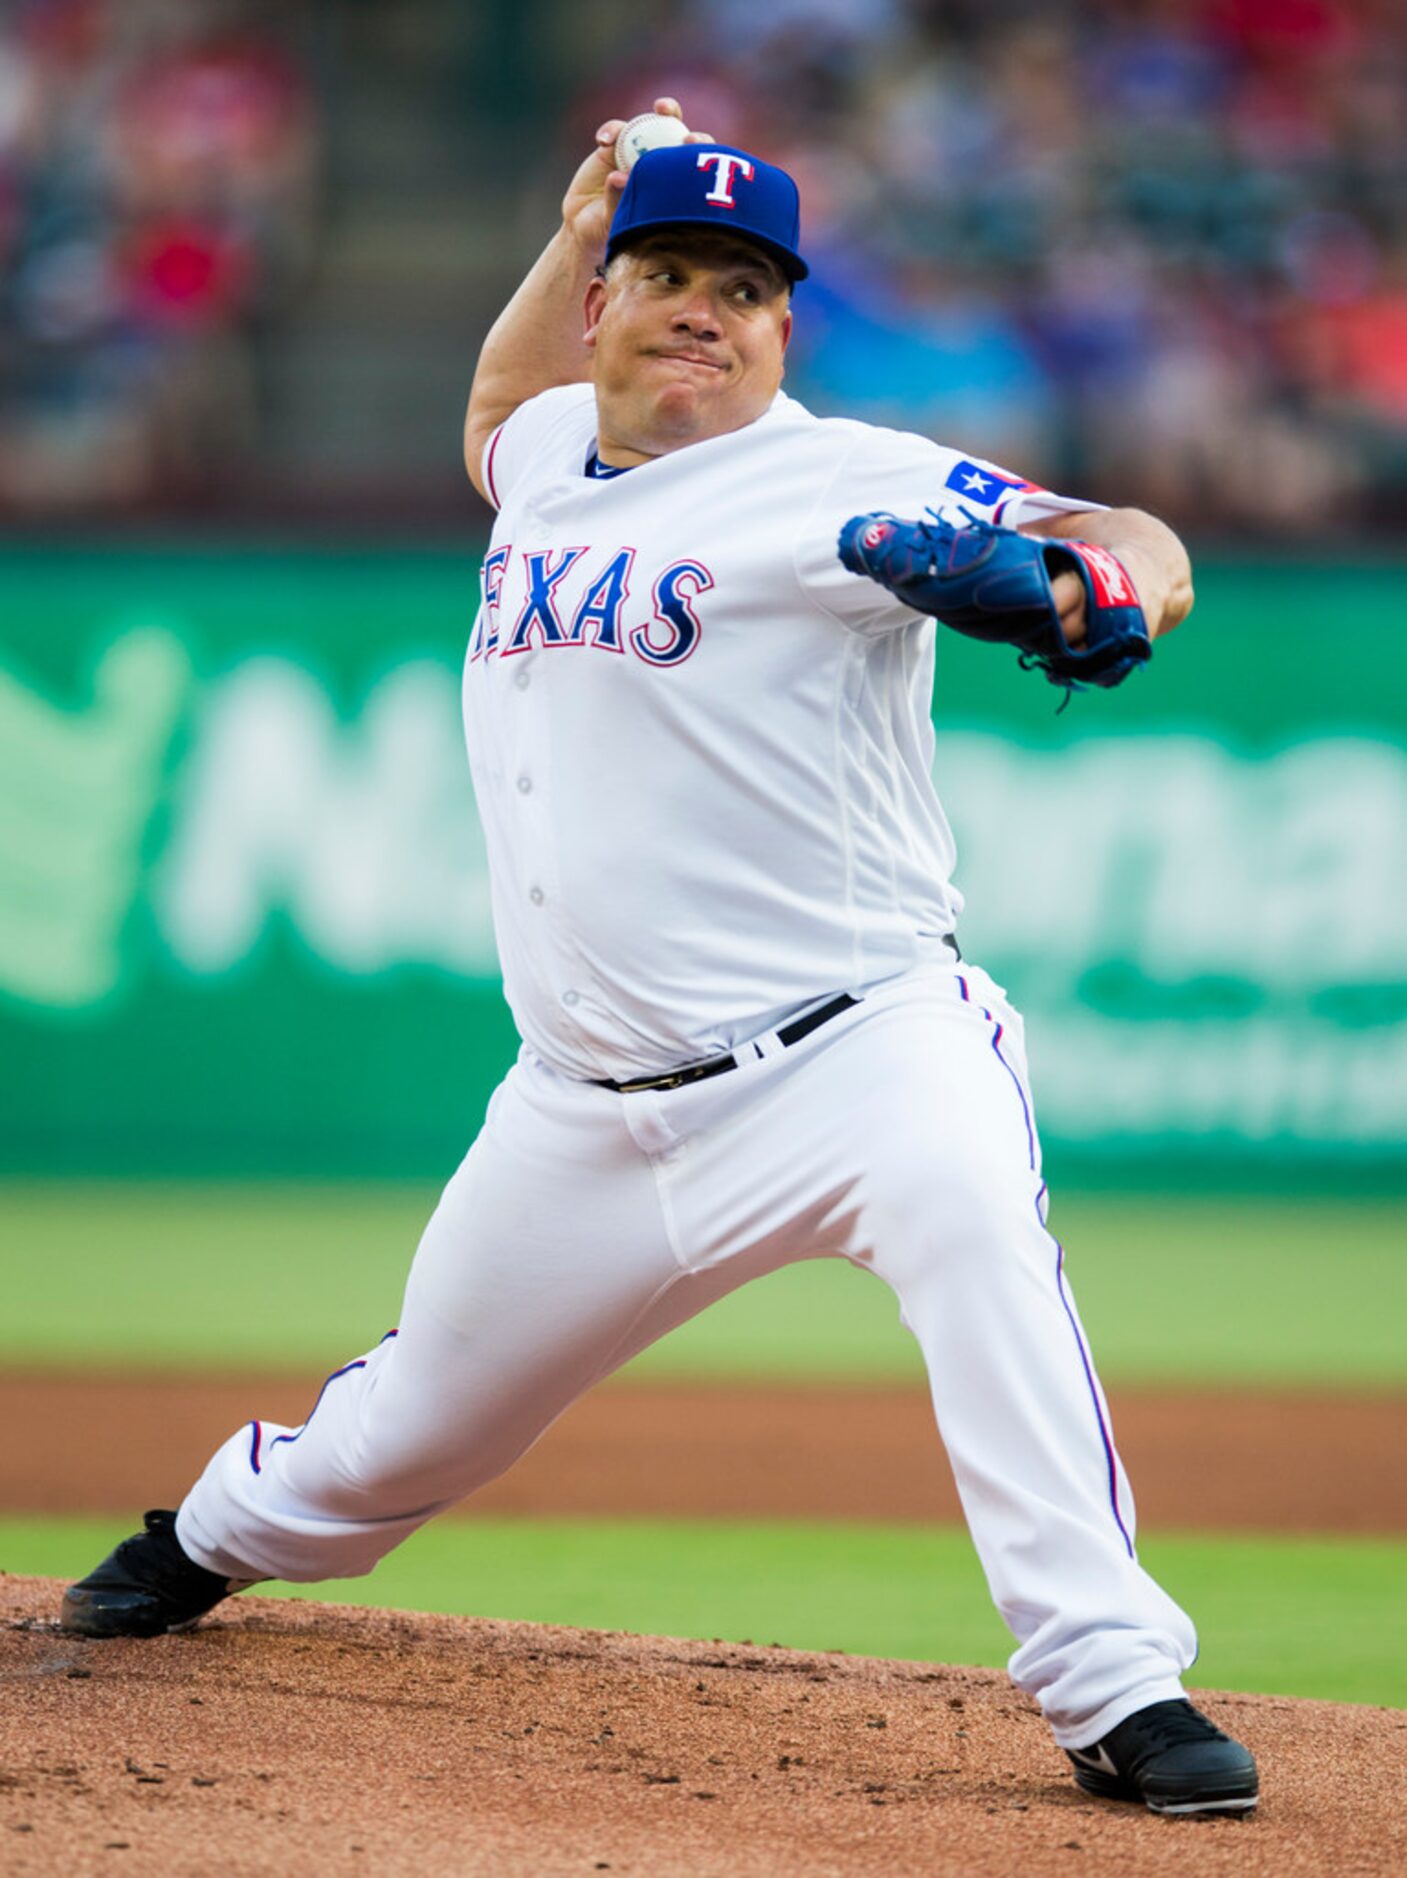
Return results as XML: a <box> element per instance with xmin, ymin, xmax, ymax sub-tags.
<box><xmin>177</xmin><ymin>960</ymin><xmax>1196</xmax><ymax>1746</ymax></box>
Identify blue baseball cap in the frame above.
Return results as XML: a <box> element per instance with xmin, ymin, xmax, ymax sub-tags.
<box><xmin>606</xmin><ymin>142</ymin><xmax>809</xmax><ymax>283</ymax></box>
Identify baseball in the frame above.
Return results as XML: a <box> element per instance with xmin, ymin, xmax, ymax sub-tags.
<box><xmin>614</xmin><ymin>111</ymin><xmax>690</xmax><ymax>172</ymax></box>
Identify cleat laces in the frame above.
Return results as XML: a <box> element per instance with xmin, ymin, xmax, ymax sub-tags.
<box><xmin>1120</xmin><ymin>1701</ymin><xmax>1227</xmax><ymax>1763</ymax></box>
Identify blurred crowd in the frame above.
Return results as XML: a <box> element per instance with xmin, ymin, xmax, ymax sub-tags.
<box><xmin>576</xmin><ymin>0</ymin><xmax>1407</xmax><ymax>535</ymax></box>
<box><xmin>0</xmin><ymin>0</ymin><xmax>318</xmax><ymax>513</ymax></box>
<box><xmin>1</xmin><ymin>0</ymin><xmax>1403</xmax><ymax>536</ymax></box>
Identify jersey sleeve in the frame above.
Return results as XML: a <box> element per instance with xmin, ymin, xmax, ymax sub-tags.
<box><xmin>795</xmin><ymin>422</ymin><xmax>1104</xmax><ymax>634</ymax></box>
<box><xmin>480</xmin><ymin>382</ymin><xmax>598</xmax><ymax>511</ymax></box>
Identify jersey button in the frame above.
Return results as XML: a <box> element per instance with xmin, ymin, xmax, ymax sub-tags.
<box><xmin>516</xmin><ymin>774</ymin><xmax>533</xmax><ymax>794</ymax></box>
<box><xmin>514</xmin><ymin>671</ymin><xmax>531</xmax><ymax>691</ymax></box>
<box><xmin>561</xmin><ymin>990</ymin><xmax>579</xmax><ymax>1008</ymax></box>
<box><xmin>529</xmin><ymin>886</ymin><xmax>545</xmax><ymax>906</ymax></box>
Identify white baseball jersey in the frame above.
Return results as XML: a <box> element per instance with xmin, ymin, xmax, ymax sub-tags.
<box><xmin>466</xmin><ymin>384</ymin><xmax>1093</xmax><ymax>1081</ymax></box>
<box><xmin>179</xmin><ymin>389</ymin><xmax>1198</xmax><ymax>1755</ymax></box>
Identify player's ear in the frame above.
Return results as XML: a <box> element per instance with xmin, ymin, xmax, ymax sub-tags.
<box><xmin>583</xmin><ymin>274</ymin><xmax>608</xmax><ymax>348</ymax></box>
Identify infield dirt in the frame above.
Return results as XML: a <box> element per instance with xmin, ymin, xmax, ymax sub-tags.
<box><xmin>4</xmin><ymin>1575</ymin><xmax>1404</xmax><ymax>1876</ymax></box>
<box><xmin>2</xmin><ymin>1373</ymin><xmax>1403</xmax><ymax>1531</ymax></box>
<box><xmin>5</xmin><ymin>1374</ymin><xmax>1397</xmax><ymax>1532</ymax></box>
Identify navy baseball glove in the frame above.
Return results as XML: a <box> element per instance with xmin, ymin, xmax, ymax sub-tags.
<box><xmin>837</xmin><ymin>510</ymin><xmax>1151</xmax><ymax>694</ymax></box>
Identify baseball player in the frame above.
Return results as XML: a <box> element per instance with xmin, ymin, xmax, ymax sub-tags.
<box><xmin>63</xmin><ymin>103</ymin><xmax>1257</xmax><ymax>1817</ymax></box>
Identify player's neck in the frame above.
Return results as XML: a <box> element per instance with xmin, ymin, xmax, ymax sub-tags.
<box><xmin>594</xmin><ymin>388</ymin><xmax>784</xmax><ymax>467</ymax></box>
<box><xmin>593</xmin><ymin>437</ymin><xmax>663</xmax><ymax>470</ymax></box>
<box><xmin>593</xmin><ymin>405</ymin><xmax>733</xmax><ymax>469</ymax></box>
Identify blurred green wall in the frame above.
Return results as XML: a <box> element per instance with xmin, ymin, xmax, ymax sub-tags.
<box><xmin>3</xmin><ymin>545</ymin><xmax>1403</xmax><ymax>1184</ymax></box>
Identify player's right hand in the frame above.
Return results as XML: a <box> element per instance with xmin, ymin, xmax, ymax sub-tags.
<box><xmin>561</xmin><ymin>97</ymin><xmax>714</xmax><ymax>261</ymax></box>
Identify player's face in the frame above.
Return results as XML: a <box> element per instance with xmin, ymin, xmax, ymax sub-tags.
<box><xmin>583</xmin><ymin>236</ymin><xmax>792</xmax><ymax>461</ymax></box>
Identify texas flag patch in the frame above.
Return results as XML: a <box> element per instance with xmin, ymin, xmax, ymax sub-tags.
<box><xmin>943</xmin><ymin>459</ymin><xmax>1040</xmax><ymax>505</ymax></box>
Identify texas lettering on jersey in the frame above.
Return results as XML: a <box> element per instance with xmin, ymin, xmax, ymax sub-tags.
<box><xmin>468</xmin><ymin>545</ymin><xmax>714</xmax><ymax>668</ymax></box>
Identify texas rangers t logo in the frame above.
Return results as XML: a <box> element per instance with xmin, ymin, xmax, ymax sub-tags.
<box><xmin>696</xmin><ymin>151</ymin><xmax>755</xmax><ymax>207</ymax></box>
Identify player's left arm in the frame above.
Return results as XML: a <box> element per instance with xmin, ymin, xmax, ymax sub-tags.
<box><xmin>1020</xmin><ymin>508</ymin><xmax>1194</xmax><ymax>649</ymax></box>
<box><xmin>836</xmin><ymin>497</ymin><xmax>1190</xmax><ymax>691</ymax></box>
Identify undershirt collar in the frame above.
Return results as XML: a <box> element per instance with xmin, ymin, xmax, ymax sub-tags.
<box><xmin>585</xmin><ymin>449</ymin><xmax>634</xmax><ymax>480</ymax></box>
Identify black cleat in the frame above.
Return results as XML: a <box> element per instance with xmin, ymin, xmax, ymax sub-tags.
<box><xmin>59</xmin><ymin>1509</ymin><xmax>264</xmax><ymax>1638</ymax></box>
<box><xmin>1066</xmin><ymin>1699</ymin><xmax>1259</xmax><ymax>1815</ymax></box>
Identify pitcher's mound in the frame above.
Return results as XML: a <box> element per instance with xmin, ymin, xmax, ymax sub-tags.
<box><xmin>3</xmin><ymin>1575</ymin><xmax>1401</xmax><ymax>1876</ymax></box>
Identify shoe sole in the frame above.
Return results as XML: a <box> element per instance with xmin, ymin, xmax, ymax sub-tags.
<box><xmin>60</xmin><ymin>1577</ymin><xmax>258</xmax><ymax>1638</ymax></box>
<box><xmin>59</xmin><ymin>1589</ymin><xmax>191</xmax><ymax>1639</ymax></box>
<box><xmin>1149</xmin><ymin>1794</ymin><xmax>1260</xmax><ymax>1816</ymax></box>
<box><xmin>1073</xmin><ymin>1766</ymin><xmax>1259</xmax><ymax>1815</ymax></box>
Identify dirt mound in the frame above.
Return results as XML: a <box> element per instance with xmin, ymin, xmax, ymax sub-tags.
<box><xmin>3</xmin><ymin>1575</ymin><xmax>1402</xmax><ymax>1876</ymax></box>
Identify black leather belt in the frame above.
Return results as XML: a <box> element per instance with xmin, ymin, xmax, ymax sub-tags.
<box><xmin>595</xmin><ymin>992</ymin><xmax>859</xmax><ymax>1095</ymax></box>
<box><xmin>594</xmin><ymin>935</ymin><xmax>959</xmax><ymax>1096</ymax></box>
